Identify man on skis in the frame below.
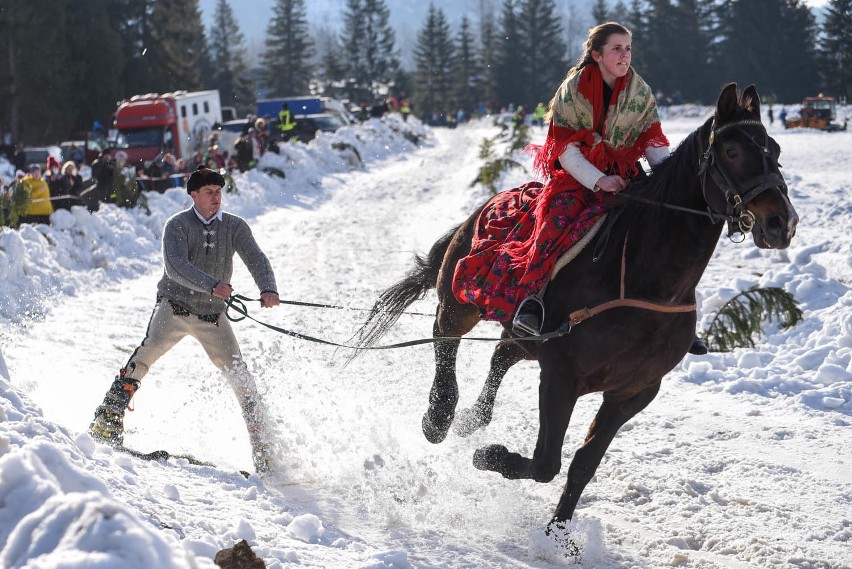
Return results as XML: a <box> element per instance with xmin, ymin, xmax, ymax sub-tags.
<box><xmin>89</xmin><ymin>166</ymin><xmax>281</xmax><ymax>473</ymax></box>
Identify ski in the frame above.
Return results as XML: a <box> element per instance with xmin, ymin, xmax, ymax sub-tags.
<box><xmin>116</xmin><ymin>446</ymin><xmax>251</xmax><ymax>478</ymax></box>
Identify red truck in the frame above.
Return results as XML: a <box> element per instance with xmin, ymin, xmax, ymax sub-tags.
<box><xmin>112</xmin><ymin>90</ymin><xmax>222</xmax><ymax>165</ymax></box>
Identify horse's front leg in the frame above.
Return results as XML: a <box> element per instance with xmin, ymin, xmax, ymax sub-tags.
<box><xmin>473</xmin><ymin>366</ymin><xmax>577</xmax><ymax>481</ymax></box>
<box><xmin>454</xmin><ymin>339</ymin><xmax>527</xmax><ymax>437</ymax></box>
<box><xmin>551</xmin><ymin>382</ymin><xmax>661</xmax><ymax>523</ymax></box>
<box><xmin>422</xmin><ymin>338</ymin><xmax>461</xmax><ymax>443</ymax></box>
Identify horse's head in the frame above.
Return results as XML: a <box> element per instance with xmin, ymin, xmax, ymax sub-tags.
<box><xmin>700</xmin><ymin>83</ymin><xmax>798</xmax><ymax>249</ymax></box>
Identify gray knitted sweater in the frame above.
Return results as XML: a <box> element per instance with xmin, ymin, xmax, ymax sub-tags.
<box><xmin>157</xmin><ymin>208</ymin><xmax>277</xmax><ymax>315</ymax></box>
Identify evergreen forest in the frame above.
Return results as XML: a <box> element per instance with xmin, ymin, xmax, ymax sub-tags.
<box><xmin>0</xmin><ymin>0</ymin><xmax>849</xmax><ymax>145</ymax></box>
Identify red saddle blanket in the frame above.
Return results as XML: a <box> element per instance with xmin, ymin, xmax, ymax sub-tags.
<box><xmin>452</xmin><ymin>181</ymin><xmax>610</xmax><ymax>322</ymax></box>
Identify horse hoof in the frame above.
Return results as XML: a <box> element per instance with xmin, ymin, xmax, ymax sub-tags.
<box><xmin>545</xmin><ymin>519</ymin><xmax>581</xmax><ymax>557</ymax></box>
<box><xmin>453</xmin><ymin>407</ymin><xmax>489</xmax><ymax>438</ymax></box>
<box><xmin>422</xmin><ymin>411</ymin><xmax>452</xmax><ymax>444</ymax></box>
<box><xmin>473</xmin><ymin>444</ymin><xmax>509</xmax><ymax>471</ymax></box>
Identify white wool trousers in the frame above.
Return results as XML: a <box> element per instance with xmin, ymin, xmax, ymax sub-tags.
<box><xmin>123</xmin><ymin>298</ymin><xmax>264</xmax><ymax>429</ymax></box>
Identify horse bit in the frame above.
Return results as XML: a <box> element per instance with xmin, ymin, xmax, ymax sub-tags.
<box><xmin>697</xmin><ymin>118</ymin><xmax>787</xmax><ymax>241</ymax></box>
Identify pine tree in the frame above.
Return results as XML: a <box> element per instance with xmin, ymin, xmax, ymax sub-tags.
<box><xmin>623</xmin><ymin>0</ymin><xmax>647</xmax><ymax>73</ymax></box>
<box><xmin>777</xmin><ymin>0</ymin><xmax>821</xmax><ymax>101</ymax></box>
<box><xmin>413</xmin><ymin>4</ymin><xmax>455</xmax><ymax>121</ymax></box>
<box><xmin>452</xmin><ymin>16</ymin><xmax>480</xmax><ymax>115</ymax></box>
<box><xmin>108</xmin><ymin>0</ymin><xmax>159</xmax><ymax>97</ymax></box>
<box><xmin>517</xmin><ymin>0</ymin><xmax>568</xmax><ymax>110</ymax></box>
<box><xmin>819</xmin><ymin>0</ymin><xmax>852</xmax><ymax>100</ymax></box>
<box><xmin>316</xmin><ymin>25</ymin><xmax>347</xmax><ymax>84</ymax></box>
<box><xmin>340</xmin><ymin>0</ymin><xmax>400</xmax><ymax>101</ymax></box>
<box><xmin>563</xmin><ymin>1</ymin><xmax>589</xmax><ymax>67</ymax></box>
<box><xmin>194</xmin><ymin>22</ymin><xmax>216</xmax><ymax>93</ymax></box>
<box><xmin>715</xmin><ymin>0</ymin><xmax>819</xmax><ymax>103</ymax></box>
<box><xmin>478</xmin><ymin>8</ymin><xmax>500</xmax><ymax>112</ymax></box>
<box><xmin>0</xmin><ymin>0</ymin><xmax>72</xmax><ymax>144</ymax></box>
<box><xmin>147</xmin><ymin>0</ymin><xmax>205</xmax><ymax>93</ymax></box>
<box><xmin>592</xmin><ymin>0</ymin><xmax>611</xmax><ymax>22</ymax></box>
<box><xmin>209</xmin><ymin>0</ymin><xmax>255</xmax><ymax>115</ymax></box>
<box><xmin>341</xmin><ymin>0</ymin><xmax>367</xmax><ymax>100</ymax></box>
<box><xmin>65</xmin><ymin>0</ymin><xmax>125</xmax><ymax>134</ymax></box>
<box><xmin>641</xmin><ymin>0</ymin><xmax>678</xmax><ymax>98</ymax></box>
<box><xmin>364</xmin><ymin>0</ymin><xmax>400</xmax><ymax>81</ymax></box>
<box><xmin>494</xmin><ymin>0</ymin><xmax>526</xmax><ymax>109</ymax></box>
<box><xmin>262</xmin><ymin>0</ymin><xmax>315</xmax><ymax>97</ymax></box>
<box><xmin>672</xmin><ymin>0</ymin><xmax>718</xmax><ymax>102</ymax></box>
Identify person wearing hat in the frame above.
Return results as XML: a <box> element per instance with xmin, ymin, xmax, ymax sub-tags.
<box><xmin>19</xmin><ymin>163</ymin><xmax>54</xmax><ymax>224</ymax></box>
<box><xmin>253</xmin><ymin>118</ymin><xmax>268</xmax><ymax>156</ymax></box>
<box><xmin>89</xmin><ymin>148</ymin><xmax>114</xmax><ymax>208</ymax></box>
<box><xmin>45</xmin><ymin>155</ymin><xmax>64</xmax><ymax>198</ymax></box>
<box><xmin>88</xmin><ymin>166</ymin><xmax>281</xmax><ymax>473</ymax></box>
<box><xmin>53</xmin><ymin>161</ymin><xmax>84</xmax><ymax>211</ymax></box>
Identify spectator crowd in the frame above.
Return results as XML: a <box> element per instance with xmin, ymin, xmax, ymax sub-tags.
<box><xmin>1</xmin><ymin>97</ymin><xmax>424</xmax><ymax>229</ymax></box>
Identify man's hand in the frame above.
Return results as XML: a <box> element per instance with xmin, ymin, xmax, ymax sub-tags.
<box><xmin>260</xmin><ymin>291</ymin><xmax>280</xmax><ymax>308</ymax></box>
<box><xmin>212</xmin><ymin>281</ymin><xmax>234</xmax><ymax>300</ymax></box>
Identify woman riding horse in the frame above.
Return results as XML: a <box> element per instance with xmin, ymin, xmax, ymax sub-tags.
<box><xmin>353</xmin><ymin>77</ymin><xmax>797</xmax><ymax>527</ymax></box>
<box><xmin>453</xmin><ymin>23</ymin><xmax>670</xmax><ymax>335</ymax></box>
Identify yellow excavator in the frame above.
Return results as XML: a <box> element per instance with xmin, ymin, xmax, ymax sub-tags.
<box><xmin>784</xmin><ymin>95</ymin><xmax>848</xmax><ymax>131</ymax></box>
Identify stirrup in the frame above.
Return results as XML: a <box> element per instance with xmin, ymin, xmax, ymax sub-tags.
<box><xmin>512</xmin><ymin>295</ymin><xmax>545</xmax><ymax>337</ymax></box>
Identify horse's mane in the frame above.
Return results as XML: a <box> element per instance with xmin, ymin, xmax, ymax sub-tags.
<box><xmin>619</xmin><ymin>91</ymin><xmax>760</xmax><ymax>227</ymax></box>
<box><xmin>593</xmin><ymin>116</ymin><xmax>716</xmax><ymax>268</ymax></box>
<box><xmin>619</xmin><ymin>117</ymin><xmax>711</xmax><ymax>220</ymax></box>
<box><xmin>609</xmin><ymin>92</ymin><xmax>760</xmax><ymax>268</ymax></box>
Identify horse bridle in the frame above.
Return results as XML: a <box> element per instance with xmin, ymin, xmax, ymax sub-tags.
<box><xmin>579</xmin><ymin>118</ymin><xmax>788</xmax><ymax>332</ymax></box>
<box><xmin>697</xmin><ymin>118</ymin><xmax>787</xmax><ymax>241</ymax></box>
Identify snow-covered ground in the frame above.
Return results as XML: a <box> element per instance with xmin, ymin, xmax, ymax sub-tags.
<box><xmin>1</xmin><ymin>107</ymin><xmax>850</xmax><ymax>568</ymax></box>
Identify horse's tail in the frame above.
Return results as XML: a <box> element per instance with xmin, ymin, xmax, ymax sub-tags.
<box><xmin>349</xmin><ymin>224</ymin><xmax>460</xmax><ymax>353</ymax></box>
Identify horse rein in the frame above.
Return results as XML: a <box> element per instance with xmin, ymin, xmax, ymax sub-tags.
<box><xmin>225</xmin><ymin>294</ymin><xmax>572</xmax><ymax>348</ymax></box>
<box><xmin>578</xmin><ymin>120</ymin><xmax>785</xmax><ymax>333</ymax></box>
<box><xmin>614</xmin><ymin>118</ymin><xmax>785</xmax><ymax>242</ymax></box>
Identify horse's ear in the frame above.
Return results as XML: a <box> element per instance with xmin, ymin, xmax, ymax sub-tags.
<box><xmin>742</xmin><ymin>84</ymin><xmax>761</xmax><ymax>117</ymax></box>
<box><xmin>716</xmin><ymin>82</ymin><xmax>738</xmax><ymax>122</ymax></box>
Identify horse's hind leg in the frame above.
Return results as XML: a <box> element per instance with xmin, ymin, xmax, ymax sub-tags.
<box><xmin>551</xmin><ymin>382</ymin><xmax>661</xmax><ymax>523</ymax></box>
<box><xmin>454</xmin><ymin>339</ymin><xmax>527</xmax><ymax>437</ymax></box>
<box><xmin>422</xmin><ymin>301</ymin><xmax>480</xmax><ymax>444</ymax></box>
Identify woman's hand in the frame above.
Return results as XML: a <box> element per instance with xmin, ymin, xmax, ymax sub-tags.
<box><xmin>593</xmin><ymin>175</ymin><xmax>628</xmax><ymax>193</ymax></box>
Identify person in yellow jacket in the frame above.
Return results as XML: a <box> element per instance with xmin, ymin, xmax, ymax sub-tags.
<box><xmin>278</xmin><ymin>103</ymin><xmax>296</xmax><ymax>140</ymax></box>
<box><xmin>533</xmin><ymin>101</ymin><xmax>547</xmax><ymax>127</ymax></box>
<box><xmin>20</xmin><ymin>163</ymin><xmax>53</xmax><ymax>224</ymax></box>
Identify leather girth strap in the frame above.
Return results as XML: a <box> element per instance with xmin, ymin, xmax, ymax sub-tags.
<box><xmin>567</xmin><ymin>234</ymin><xmax>696</xmax><ymax>328</ymax></box>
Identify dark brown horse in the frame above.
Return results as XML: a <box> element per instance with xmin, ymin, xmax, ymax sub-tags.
<box><xmin>353</xmin><ymin>83</ymin><xmax>798</xmax><ymax>525</ymax></box>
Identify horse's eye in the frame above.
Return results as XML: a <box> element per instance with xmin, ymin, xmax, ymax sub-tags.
<box><xmin>725</xmin><ymin>147</ymin><xmax>738</xmax><ymax>159</ymax></box>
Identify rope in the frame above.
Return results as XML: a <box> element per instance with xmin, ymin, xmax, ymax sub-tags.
<box><xmin>616</xmin><ymin>191</ymin><xmax>730</xmax><ymax>224</ymax></box>
<box><xmin>225</xmin><ymin>294</ymin><xmax>568</xmax><ymax>350</ymax></box>
<box><xmin>263</xmin><ymin>296</ymin><xmax>433</xmax><ymax>317</ymax></box>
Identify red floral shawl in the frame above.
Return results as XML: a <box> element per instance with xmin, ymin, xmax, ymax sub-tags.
<box><xmin>503</xmin><ymin>64</ymin><xmax>669</xmax><ymax>273</ymax></box>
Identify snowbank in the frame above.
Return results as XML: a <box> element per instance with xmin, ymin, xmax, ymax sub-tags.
<box><xmin>0</xmin><ymin>115</ymin><xmax>429</xmax><ymax>324</ymax></box>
